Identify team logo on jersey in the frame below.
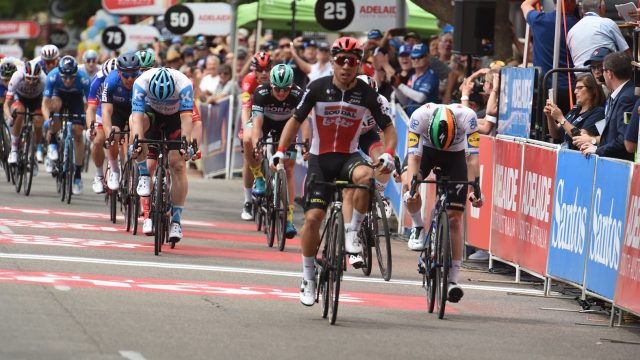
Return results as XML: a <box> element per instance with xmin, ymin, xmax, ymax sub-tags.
<box><xmin>408</xmin><ymin>132</ymin><xmax>419</xmax><ymax>148</ymax></box>
<box><xmin>241</xmin><ymin>91</ymin><xmax>251</xmax><ymax>103</ymax></box>
<box><xmin>410</xmin><ymin>119</ymin><xmax>419</xmax><ymax>130</ymax></box>
<box><xmin>467</xmin><ymin>131</ymin><xmax>480</xmax><ymax>148</ymax></box>
<box><xmin>181</xmin><ymin>90</ymin><xmax>192</xmax><ymax>103</ymax></box>
<box><xmin>134</xmin><ymin>89</ymin><xmax>144</xmax><ymax>101</ymax></box>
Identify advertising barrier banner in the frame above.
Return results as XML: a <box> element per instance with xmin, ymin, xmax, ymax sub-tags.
<box><xmin>0</xmin><ymin>21</ymin><xmax>40</xmax><ymax>40</ymax></box>
<box><xmin>466</xmin><ymin>135</ymin><xmax>494</xmax><ymax>251</ymax></box>
<box><xmin>547</xmin><ymin>150</ymin><xmax>597</xmax><ymax>285</ymax></box>
<box><xmin>498</xmin><ymin>67</ymin><xmax>536</xmax><ymax>138</ymax></box>
<box><xmin>490</xmin><ymin>138</ymin><xmax>523</xmax><ymax>262</ymax></box>
<box><xmin>102</xmin><ymin>0</ymin><xmax>177</xmax><ymax>15</ymax></box>
<box><xmin>615</xmin><ymin>163</ymin><xmax>640</xmax><ymax>314</ymax></box>
<box><xmin>584</xmin><ymin>158</ymin><xmax>632</xmax><ymax>300</ymax></box>
<box><xmin>385</xmin><ymin>104</ymin><xmax>408</xmax><ymax>219</ymax></box>
<box><xmin>515</xmin><ymin>143</ymin><xmax>557</xmax><ymax>275</ymax></box>
<box><xmin>200</xmin><ymin>100</ymin><xmax>230</xmax><ymax>177</ymax></box>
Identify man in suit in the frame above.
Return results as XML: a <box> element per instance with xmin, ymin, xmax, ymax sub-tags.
<box><xmin>580</xmin><ymin>52</ymin><xmax>636</xmax><ymax>161</ymax></box>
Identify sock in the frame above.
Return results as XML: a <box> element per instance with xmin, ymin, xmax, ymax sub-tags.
<box><xmin>409</xmin><ymin>210</ymin><xmax>425</xmax><ymax>228</ymax></box>
<box><xmin>287</xmin><ymin>204</ymin><xmax>294</xmax><ymax>222</ymax></box>
<box><xmin>244</xmin><ymin>188</ymin><xmax>252</xmax><ymax>203</ymax></box>
<box><xmin>141</xmin><ymin>196</ymin><xmax>150</xmax><ymax>218</ymax></box>
<box><xmin>136</xmin><ymin>160</ymin><xmax>149</xmax><ymax>176</ymax></box>
<box><xmin>346</xmin><ymin>209</ymin><xmax>365</xmax><ymax>232</ymax></box>
<box><xmin>109</xmin><ymin>159</ymin><xmax>120</xmax><ymax>173</ymax></box>
<box><xmin>95</xmin><ymin>165</ymin><xmax>104</xmax><ymax>178</ymax></box>
<box><xmin>250</xmin><ymin>165</ymin><xmax>264</xmax><ymax>179</ymax></box>
<box><xmin>74</xmin><ymin>165</ymin><xmax>82</xmax><ymax>180</ymax></box>
<box><xmin>302</xmin><ymin>256</ymin><xmax>316</xmax><ymax>281</ymax></box>
<box><xmin>10</xmin><ymin>135</ymin><xmax>17</xmax><ymax>150</ymax></box>
<box><xmin>375</xmin><ymin>179</ymin><xmax>388</xmax><ymax>193</ymax></box>
<box><xmin>171</xmin><ymin>206</ymin><xmax>183</xmax><ymax>224</ymax></box>
<box><xmin>450</xmin><ymin>260</ymin><xmax>462</xmax><ymax>284</ymax></box>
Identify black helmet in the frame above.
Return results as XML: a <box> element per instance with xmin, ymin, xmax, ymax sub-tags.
<box><xmin>58</xmin><ymin>55</ymin><xmax>78</xmax><ymax>76</ymax></box>
<box><xmin>117</xmin><ymin>53</ymin><xmax>141</xmax><ymax>72</ymax></box>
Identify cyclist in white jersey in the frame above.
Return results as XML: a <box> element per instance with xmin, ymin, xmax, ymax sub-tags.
<box><xmin>403</xmin><ymin>103</ymin><xmax>483</xmax><ymax>303</ymax></box>
<box><xmin>79</xmin><ymin>50</ymin><xmax>99</xmax><ymax>79</ymax></box>
<box><xmin>130</xmin><ymin>67</ymin><xmax>195</xmax><ymax>243</ymax></box>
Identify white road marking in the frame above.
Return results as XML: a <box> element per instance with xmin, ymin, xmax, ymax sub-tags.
<box><xmin>54</xmin><ymin>285</ymin><xmax>71</xmax><ymax>291</ymax></box>
<box><xmin>0</xmin><ymin>226</ymin><xmax>13</xmax><ymax>234</ymax></box>
<box><xmin>119</xmin><ymin>351</ymin><xmax>147</xmax><ymax>360</ymax></box>
<box><xmin>0</xmin><ymin>252</ymin><xmax>555</xmax><ymax>296</ymax></box>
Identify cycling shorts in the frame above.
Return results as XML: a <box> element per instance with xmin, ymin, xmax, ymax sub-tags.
<box><xmin>54</xmin><ymin>92</ymin><xmax>85</xmax><ymax>125</ymax></box>
<box><xmin>12</xmin><ymin>94</ymin><xmax>43</xmax><ymax>116</ymax></box>
<box><xmin>111</xmin><ymin>112</ymin><xmax>130</xmax><ymax>130</ymax></box>
<box><xmin>358</xmin><ymin>128</ymin><xmax>383</xmax><ymax>157</ymax></box>
<box><xmin>305</xmin><ymin>152</ymin><xmax>369</xmax><ymax>211</ymax></box>
<box><xmin>404</xmin><ymin>146</ymin><xmax>468</xmax><ymax>211</ymax></box>
<box><xmin>144</xmin><ymin>105</ymin><xmax>181</xmax><ymax>160</ymax></box>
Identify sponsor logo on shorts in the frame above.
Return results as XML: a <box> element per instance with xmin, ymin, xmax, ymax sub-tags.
<box><xmin>467</xmin><ymin>131</ymin><xmax>480</xmax><ymax>148</ymax></box>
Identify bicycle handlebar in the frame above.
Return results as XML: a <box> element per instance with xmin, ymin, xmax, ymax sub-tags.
<box><xmin>307</xmin><ymin>173</ymin><xmax>375</xmax><ymax>192</ymax></box>
<box><xmin>409</xmin><ymin>174</ymin><xmax>481</xmax><ymax>200</ymax></box>
<box><xmin>132</xmin><ymin>135</ymin><xmax>198</xmax><ymax>158</ymax></box>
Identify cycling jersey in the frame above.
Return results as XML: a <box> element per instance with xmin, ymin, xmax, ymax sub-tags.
<box><xmin>404</xmin><ymin>69</ymin><xmax>439</xmax><ymax>116</ymax></box>
<box><xmin>88</xmin><ymin>70</ymin><xmax>108</xmax><ymax>118</ymax></box>
<box><xmin>43</xmin><ymin>68</ymin><xmax>91</xmax><ymax>98</ymax></box>
<box><xmin>407</xmin><ymin>103</ymin><xmax>480</xmax><ymax>156</ymax></box>
<box><xmin>132</xmin><ymin>68</ymin><xmax>193</xmax><ymax>116</ymax></box>
<box><xmin>241</xmin><ymin>72</ymin><xmax>260</xmax><ymax>109</ymax></box>
<box><xmin>101</xmin><ymin>70</ymin><xmax>134</xmax><ymax>128</ymax></box>
<box><xmin>79</xmin><ymin>63</ymin><xmax>98</xmax><ymax>80</ymax></box>
<box><xmin>361</xmin><ymin>93</ymin><xmax>391</xmax><ymax>133</ymax></box>
<box><xmin>251</xmin><ymin>83</ymin><xmax>304</xmax><ymax>122</ymax></box>
<box><xmin>0</xmin><ymin>83</ymin><xmax>7</xmax><ymax>99</ymax></box>
<box><xmin>293</xmin><ymin>76</ymin><xmax>392</xmax><ymax>155</ymax></box>
<box><xmin>5</xmin><ymin>68</ymin><xmax>47</xmax><ymax>100</ymax></box>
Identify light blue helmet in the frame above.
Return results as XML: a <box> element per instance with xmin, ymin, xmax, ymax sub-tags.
<box><xmin>149</xmin><ymin>68</ymin><xmax>175</xmax><ymax>100</ymax></box>
<box><xmin>82</xmin><ymin>49</ymin><xmax>99</xmax><ymax>62</ymax></box>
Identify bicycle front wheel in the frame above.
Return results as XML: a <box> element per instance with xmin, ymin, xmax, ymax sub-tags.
<box><xmin>65</xmin><ymin>139</ymin><xmax>74</xmax><ymax>204</ymax></box>
<box><xmin>372</xmin><ymin>191</ymin><xmax>392</xmax><ymax>281</ymax></box>
<box><xmin>23</xmin><ymin>128</ymin><xmax>35</xmax><ymax>196</ymax></box>
<box><xmin>275</xmin><ymin>169</ymin><xmax>288</xmax><ymax>251</ymax></box>
<box><xmin>1</xmin><ymin>122</ymin><xmax>11</xmax><ymax>183</ymax></box>
<box><xmin>359</xmin><ymin>216</ymin><xmax>373</xmax><ymax>277</ymax></box>
<box><xmin>436</xmin><ymin>210</ymin><xmax>450</xmax><ymax>319</ymax></box>
<box><xmin>329</xmin><ymin>210</ymin><xmax>345</xmax><ymax>325</ymax></box>
<box><xmin>265</xmin><ymin>174</ymin><xmax>276</xmax><ymax>248</ymax></box>
<box><xmin>152</xmin><ymin>167</ymin><xmax>164</xmax><ymax>255</ymax></box>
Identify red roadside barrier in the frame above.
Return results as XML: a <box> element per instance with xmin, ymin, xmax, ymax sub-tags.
<box><xmin>466</xmin><ymin>135</ymin><xmax>494</xmax><ymax>251</ymax></box>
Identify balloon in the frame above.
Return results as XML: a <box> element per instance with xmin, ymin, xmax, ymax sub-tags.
<box><xmin>86</xmin><ymin>16</ymin><xmax>95</xmax><ymax>28</ymax></box>
<box><xmin>80</xmin><ymin>30</ymin><xmax>88</xmax><ymax>41</ymax></box>
<box><xmin>94</xmin><ymin>19</ymin><xmax>107</xmax><ymax>30</ymax></box>
<box><xmin>87</xmin><ymin>27</ymin><xmax>98</xmax><ymax>39</ymax></box>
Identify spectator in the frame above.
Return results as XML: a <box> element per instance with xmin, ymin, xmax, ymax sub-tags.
<box><xmin>521</xmin><ymin>0</ymin><xmax>578</xmax><ymax>115</ymax></box>
<box><xmin>365</xmin><ymin>29</ymin><xmax>384</xmax><ymax>54</ymax></box>
<box><xmin>203</xmin><ymin>64</ymin><xmax>236</xmax><ymax>105</ymax></box>
<box><xmin>290</xmin><ymin>41</ymin><xmax>332</xmax><ymax>84</ymax></box>
<box><xmin>165</xmin><ymin>48</ymin><xmax>181</xmax><ymax>70</ymax></box>
<box><xmin>392</xmin><ymin>43</ymin><xmax>439</xmax><ymax>116</ymax></box>
<box><xmin>193</xmin><ymin>37</ymin><xmax>210</xmax><ymax>69</ymax></box>
<box><xmin>580</xmin><ymin>52</ymin><xmax>636</xmax><ymax>161</ymax></box>
<box><xmin>584</xmin><ymin>47</ymin><xmax>610</xmax><ymax>93</ymax></box>
<box><xmin>404</xmin><ymin>32</ymin><xmax>421</xmax><ymax>47</ymax></box>
<box><xmin>545</xmin><ymin>75</ymin><xmax>605</xmax><ymax>150</ymax></box>
<box><xmin>438</xmin><ymin>32</ymin><xmax>453</xmax><ymax>63</ymax></box>
<box><xmin>428</xmin><ymin>35</ymin><xmax>439</xmax><ymax>58</ymax></box>
<box><xmin>303</xmin><ymin>40</ymin><xmax>318</xmax><ymax>64</ymax></box>
<box><xmin>276</xmin><ymin>37</ymin><xmax>308</xmax><ymax>86</ymax></box>
<box><xmin>442</xmin><ymin>54</ymin><xmax>468</xmax><ymax>104</ymax></box>
<box><xmin>198</xmin><ymin>55</ymin><xmax>221</xmax><ymax>103</ymax></box>
<box><xmin>625</xmin><ymin>97</ymin><xmax>639</xmax><ymax>155</ymax></box>
<box><xmin>181</xmin><ymin>46</ymin><xmax>195</xmax><ymax>68</ymax></box>
<box><xmin>567</xmin><ymin>0</ymin><xmax>628</xmax><ymax>68</ymax></box>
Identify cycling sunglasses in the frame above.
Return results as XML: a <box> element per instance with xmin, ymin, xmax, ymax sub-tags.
<box><xmin>85</xmin><ymin>59</ymin><xmax>98</xmax><ymax>64</ymax></box>
<box><xmin>272</xmin><ymin>85</ymin><xmax>292</xmax><ymax>93</ymax></box>
<box><xmin>255</xmin><ymin>67</ymin><xmax>271</xmax><ymax>73</ymax></box>
<box><xmin>120</xmin><ymin>71</ymin><xmax>141</xmax><ymax>79</ymax></box>
<box><xmin>61</xmin><ymin>75</ymin><xmax>76</xmax><ymax>80</ymax></box>
<box><xmin>333</xmin><ymin>55</ymin><xmax>359</xmax><ymax>67</ymax></box>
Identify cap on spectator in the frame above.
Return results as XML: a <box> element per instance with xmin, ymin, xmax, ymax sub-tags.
<box><xmin>368</xmin><ymin>29</ymin><xmax>383</xmax><ymax>40</ymax></box>
<box><xmin>318</xmin><ymin>41</ymin><xmax>330</xmax><ymax>51</ymax></box>
<box><xmin>398</xmin><ymin>44</ymin><xmax>412</xmax><ymax>56</ymax></box>
<box><xmin>166</xmin><ymin>48</ymin><xmax>180</xmax><ymax>62</ymax></box>
<box><xmin>304</xmin><ymin>40</ymin><xmax>318</xmax><ymax>48</ymax></box>
<box><xmin>182</xmin><ymin>46</ymin><xmax>194</xmax><ymax>56</ymax></box>
<box><xmin>410</xmin><ymin>43</ymin><xmax>428</xmax><ymax>58</ymax></box>
<box><xmin>404</xmin><ymin>32</ymin><xmax>421</xmax><ymax>41</ymax></box>
<box><xmin>442</xmin><ymin>24</ymin><xmax>454</xmax><ymax>34</ymax></box>
<box><xmin>584</xmin><ymin>47</ymin><xmax>612</xmax><ymax>65</ymax></box>
<box><xmin>195</xmin><ymin>40</ymin><xmax>207</xmax><ymax>49</ymax></box>
<box><xmin>171</xmin><ymin>36</ymin><xmax>182</xmax><ymax>45</ymax></box>
<box><xmin>238</xmin><ymin>28</ymin><xmax>249</xmax><ymax>39</ymax></box>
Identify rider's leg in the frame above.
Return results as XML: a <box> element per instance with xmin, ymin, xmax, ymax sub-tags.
<box><xmin>10</xmin><ymin>103</ymin><xmax>25</xmax><ymax>150</ymax></box>
<box><xmin>168</xmin><ymin>150</ymin><xmax>187</xmax><ymax>223</ymax></box>
<box><xmin>447</xmin><ymin>209</ymin><xmax>464</xmax><ymax>283</ymax></box>
<box><xmin>284</xmin><ymin>159</ymin><xmax>297</xmax><ymax>223</ymax></box>
<box><xmin>47</xmin><ymin>97</ymin><xmax>62</xmax><ymax>151</ymax></box>
<box><xmin>241</xmin><ymin>125</ymin><xmax>255</xmax><ymax>203</ymax></box>
<box><xmin>301</xmin><ymin>208</ymin><xmax>326</xmax><ymax>275</ymax></box>
<box><xmin>92</xmin><ymin>124</ymin><xmax>106</xmax><ymax>179</ymax></box>
<box><xmin>72</xmin><ymin>124</ymin><xmax>84</xmax><ymax>179</ymax></box>
<box><xmin>348</xmin><ymin>164</ymin><xmax>374</xmax><ymax>233</ymax></box>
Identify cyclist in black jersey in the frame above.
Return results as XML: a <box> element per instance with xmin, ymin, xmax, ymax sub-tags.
<box><xmin>272</xmin><ymin>37</ymin><xmax>398</xmax><ymax>307</ymax></box>
<box><xmin>246</xmin><ymin>64</ymin><xmax>309</xmax><ymax>238</ymax></box>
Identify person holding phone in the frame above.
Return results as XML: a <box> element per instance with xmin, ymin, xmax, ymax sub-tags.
<box><xmin>545</xmin><ymin>75</ymin><xmax>605</xmax><ymax>150</ymax></box>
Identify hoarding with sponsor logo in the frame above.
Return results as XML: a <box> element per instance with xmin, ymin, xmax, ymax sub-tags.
<box><xmin>498</xmin><ymin>67</ymin><xmax>536</xmax><ymax>138</ymax></box>
<box><xmin>102</xmin><ymin>0</ymin><xmax>177</xmax><ymax>15</ymax></box>
<box><xmin>0</xmin><ymin>21</ymin><xmax>40</xmax><ymax>40</ymax></box>
<box><xmin>466</xmin><ymin>135</ymin><xmax>494</xmax><ymax>251</ymax></box>
<box><xmin>315</xmin><ymin>0</ymin><xmax>407</xmax><ymax>32</ymax></box>
<box><xmin>0</xmin><ymin>44</ymin><xmax>23</xmax><ymax>59</ymax></box>
<box><xmin>584</xmin><ymin>158</ymin><xmax>632</xmax><ymax>300</ymax></box>
<box><xmin>200</xmin><ymin>101</ymin><xmax>229</xmax><ymax>177</ymax></box>
<box><xmin>490</xmin><ymin>138</ymin><xmax>523</xmax><ymax>263</ymax></box>
<box><xmin>515</xmin><ymin>143</ymin><xmax>557</xmax><ymax>275</ymax></box>
<box><xmin>547</xmin><ymin>150</ymin><xmax>597</xmax><ymax>286</ymax></box>
<box><xmin>615</xmin><ymin>163</ymin><xmax>640</xmax><ymax>314</ymax></box>
<box><xmin>102</xmin><ymin>25</ymin><xmax>159</xmax><ymax>53</ymax></box>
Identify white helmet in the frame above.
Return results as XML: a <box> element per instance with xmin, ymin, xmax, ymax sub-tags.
<box><xmin>101</xmin><ymin>58</ymin><xmax>117</xmax><ymax>76</ymax></box>
<box><xmin>41</xmin><ymin>44</ymin><xmax>60</xmax><ymax>61</ymax></box>
<box><xmin>357</xmin><ymin>74</ymin><xmax>378</xmax><ymax>92</ymax></box>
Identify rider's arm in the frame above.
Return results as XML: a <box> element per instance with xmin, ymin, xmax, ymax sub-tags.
<box><xmin>369</xmin><ymin>92</ymin><xmax>397</xmax><ymax>154</ymax></box>
<box><xmin>86</xmin><ymin>74</ymin><xmax>102</xmax><ymax>127</ymax></box>
<box><xmin>462</xmin><ymin>106</ymin><xmax>481</xmax><ymax>191</ymax></box>
<box><xmin>178</xmin><ymin>82</ymin><xmax>195</xmax><ymax>140</ymax></box>
<box><xmin>3</xmin><ymin>95</ymin><xmax>12</xmax><ymax>120</ymax></box>
<box><xmin>278</xmin><ymin>117</ymin><xmax>302</xmax><ymax>152</ymax></box>
<box><xmin>101</xmin><ymin>103</ymin><xmax>113</xmax><ymax>135</ymax></box>
<box><xmin>250</xmin><ymin>111</ymin><xmax>264</xmax><ymax>147</ymax></box>
<box><xmin>299</xmin><ymin>117</ymin><xmax>311</xmax><ymax>147</ymax></box>
<box><xmin>240</xmin><ymin>75</ymin><xmax>254</xmax><ymax>126</ymax></box>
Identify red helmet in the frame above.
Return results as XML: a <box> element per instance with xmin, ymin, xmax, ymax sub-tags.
<box><xmin>251</xmin><ymin>52</ymin><xmax>272</xmax><ymax>69</ymax></box>
<box><xmin>330</xmin><ymin>37</ymin><xmax>363</xmax><ymax>59</ymax></box>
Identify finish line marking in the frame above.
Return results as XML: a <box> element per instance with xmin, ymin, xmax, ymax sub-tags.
<box><xmin>0</xmin><ymin>252</ymin><xmax>554</xmax><ymax>296</ymax></box>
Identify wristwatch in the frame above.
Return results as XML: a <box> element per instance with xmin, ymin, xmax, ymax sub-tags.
<box><xmin>591</xmin><ymin>137</ymin><xmax>596</xmax><ymax>145</ymax></box>
<box><xmin>558</xmin><ymin>118</ymin><xmax>566</xmax><ymax>126</ymax></box>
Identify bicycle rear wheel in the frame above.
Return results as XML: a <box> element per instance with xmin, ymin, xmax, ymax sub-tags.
<box><xmin>23</xmin><ymin>128</ymin><xmax>35</xmax><ymax>196</ymax></box>
<box><xmin>436</xmin><ymin>210</ymin><xmax>450</xmax><ymax>319</ymax></box>
<box><xmin>13</xmin><ymin>133</ymin><xmax>25</xmax><ymax>193</ymax></box>
<box><xmin>424</xmin><ymin>224</ymin><xmax>437</xmax><ymax>313</ymax></box>
<box><xmin>329</xmin><ymin>210</ymin><xmax>345</xmax><ymax>325</ymax></box>
<box><xmin>320</xmin><ymin>213</ymin><xmax>333</xmax><ymax>319</ymax></box>
<box><xmin>65</xmin><ymin>139</ymin><xmax>74</xmax><ymax>204</ymax></box>
<box><xmin>109</xmin><ymin>189</ymin><xmax>117</xmax><ymax>223</ymax></box>
<box><xmin>372</xmin><ymin>191</ymin><xmax>392</xmax><ymax>281</ymax></box>
<box><xmin>265</xmin><ymin>173</ymin><xmax>276</xmax><ymax>248</ymax></box>
<box><xmin>275</xmin><ymin>169</ymin><xmax>288</xmax><ymax>251</ymax></box>
<box><xmin>1</xmin><ymin>122</ymin><xmax>11</xmax><ymax>183</ymax></box>
<box><xmin>123</xmin><ymin>161</ymin><xmax>132</xmax><ymax>231</ymax></box>
<box><xmin>359</xmin><ymin>216</ymin><xmax>373</xmax><ymax>276</ymax></box>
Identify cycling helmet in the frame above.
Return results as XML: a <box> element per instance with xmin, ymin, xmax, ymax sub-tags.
<box><xmin>58</xmin><ymin>55</ymin><xmax>78</xmax><ymax>76</ymax></box>
<box><xmin>0</xmin><ymin>61</ymin><xmax>17</xmax><ymax>80</ymax></box>
<box><xmin>101</xmin><ymin>58</ymin><xmax>118</xmax><ymax>76</ymax></box>
<box><xmin>357</xmin><ymin>74</ymin><xmax>378</xmax><ymax>92</ymax></box>
<box><xmin>330</xmin><ymin>37</ymin><xmax>363</xmax><ymax>59</ymax></box>
<box><xmin>251</xmin><ymin>52</ymin><xmax>272</xmax><ymax>69</ymax></box>
<box><xmin>428</xmin><ymin>106</ymin><xmax>457</xmax><ymax>150</ymax></box>
<box><xmin>24</xmin><ymin>60</ymin><xmax>42</xmax><ymax>79</ymax></box>
<box><xmin>116</xmin><ymin>53</ymin><xmax>141</xmax><ymax>72</ymax></box>
<box><xmin>270</xmin><ymin>64</ymin><xmax>294</xmax><ymax>88</ymax></box>
<box><xmin>82</xmin><ymin>49</ymin><xmax>99</xmax><ymax>62</ymax></box>
<box><xmin>41</xmin><ymin>44</ymin><xmax>60</xmax><ymax>61</ymax></box>
<box><xmin>135</xmin><ymin>49</ymin><xmax>156</xmax><ymax>69</ymax></box>
<box><xmin>149</xmin><ymin>68</ymin><xmax>175</xmax><ymax>100</ymax></box>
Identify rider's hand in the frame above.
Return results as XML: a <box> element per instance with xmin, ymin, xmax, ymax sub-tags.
<box><xmin>468</xmin><ymin>192</ymin><xmax>484</xmax><ymax>208</ymax></box>
<box><xmin>301</xmin><ymin>141</ymin><xmax>310</xmax><ymax>161</ymax></box>
<box><xmin>5</xmin><ymin>113</ymin><xmax>13</xmax><ymax>126</ymax></box>
<box><xmin>270</xmin><ymin>151</ymin><xmax>285</xmax><ymax>168</ymax></box>
<box><xmin>377</xmin><ymin>153</ymin><xmax>395</xmax><ymax>174</ymax></box>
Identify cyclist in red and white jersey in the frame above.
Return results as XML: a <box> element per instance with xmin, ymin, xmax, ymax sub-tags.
<box><xmin>272</xmin><ymin>37</ymin><xmax>397</xmax><ymax>306</ymax></box>
<box><xmin>403</xmin><ymin>103</ymin><xmax>483</xmax><ymax>303</ymax></box>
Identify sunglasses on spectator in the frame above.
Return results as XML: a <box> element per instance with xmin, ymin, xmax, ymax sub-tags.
<box><xmin>333</xmin><ymin>56</ymin><xmax>359</xmax><ymax>67</ymax></box>
<box><xmin>255</xmin><ymin>67</ymin><xmax>271</xmax><ymax>73</ymax></box>
<box><xmin>272</xmin><ymin>85</ymin><xmax>292</xmax><ymax>93</ymax></box>
<box><xmin>120</xmin><ymin>71</ymin><xmax>141</xmax><ymax>79</ymax></box>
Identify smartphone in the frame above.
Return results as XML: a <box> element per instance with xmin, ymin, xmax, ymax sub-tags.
<box><xmin>570</xmin><ymin>127</ymin><xmax>581</xmax><ymax>137</ymax></box>
<box><xmin>548</xmin><ymin>89</ymin><xmax>554</xmax><ymax>103</ymax></box>
<box><xmin>389</xmin><ymin>28</ymin><xmax>407</xmax><ymax>37</ymax></box>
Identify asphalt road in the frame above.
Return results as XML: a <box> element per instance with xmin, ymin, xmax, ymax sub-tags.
<box><xmin>0</xmin><ymin>165</ymin><xmax>638</xmax><ymax>360</ymax></box>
